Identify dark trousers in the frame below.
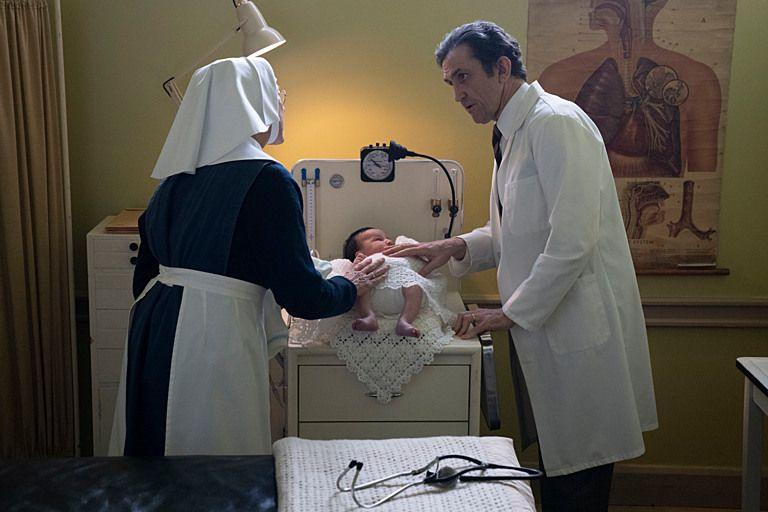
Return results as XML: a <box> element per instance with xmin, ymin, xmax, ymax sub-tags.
<box><xmin>538</xmin><ymin>452</ymin><xmax>614</xmax><ymax>512</ymax></box>
<box><xmin>509</xmin><ymin>332</ymin><xmax>615</xmax><ymax>510</ymax></box>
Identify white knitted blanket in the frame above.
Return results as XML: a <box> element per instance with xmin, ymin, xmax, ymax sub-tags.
<box><xmin>273</xmin><ymin>436</ymin><xmax>535</xmax><ymax>511</ymax></box>
<box><xmin>288</xmin><ymin>241</ymin><xmax>457</xmax><ymax>403</ymax></box>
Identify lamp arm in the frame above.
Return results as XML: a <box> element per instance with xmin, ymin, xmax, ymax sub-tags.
<box><xmin>162</xmin><ymin>19</ymin><xmax>247</xmax><ymax>104</ymax></box>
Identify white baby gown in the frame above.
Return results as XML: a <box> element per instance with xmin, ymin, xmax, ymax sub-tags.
<box><xmin>289</xmin><ymin>236</ymin><xmax>457</xmax><ymax>402</ymax></box>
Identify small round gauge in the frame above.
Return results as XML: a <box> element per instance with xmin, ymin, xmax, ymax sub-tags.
<box><xmin>360</xmin><ymin>148</ymin><xmax>395</xmax><ymax>182</ymax></box>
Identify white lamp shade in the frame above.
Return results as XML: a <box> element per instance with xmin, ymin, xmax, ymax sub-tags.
<box><xmin>236</xmin><ymin>1</ymin><xmax>286</xmax><ymax>57</ymax></box>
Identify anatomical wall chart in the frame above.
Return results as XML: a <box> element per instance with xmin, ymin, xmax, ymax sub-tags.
<box><xmin>527</xmin><ymin>0</ymin><xmax>736</xmax><ymax>270</ymax></box>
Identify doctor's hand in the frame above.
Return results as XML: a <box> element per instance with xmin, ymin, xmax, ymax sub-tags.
<box><xmin>453</xmin><ymin>308</ymin><xmax>515</xmax><ymax>339</ymax></box>
<box><xmin>382</xmin><ymin>237</ymin><xmax>467</xmax><ymax>277</ymax></box>
<box><xmin>343</xmin><ymin>255</ymin><xmax>388</xmax><ymax>297</ymax></box>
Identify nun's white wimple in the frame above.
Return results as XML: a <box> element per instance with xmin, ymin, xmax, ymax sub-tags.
<box><xmin>151</xmin><ymin>55</ymin><xmax>282</xmax><ymax>180</ymax></box>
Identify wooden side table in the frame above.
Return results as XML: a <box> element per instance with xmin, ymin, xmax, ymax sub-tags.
<box><xmin>737</xmin><ymin>357</ymin><xmax>768</xmax><ymax>511</ymax></box>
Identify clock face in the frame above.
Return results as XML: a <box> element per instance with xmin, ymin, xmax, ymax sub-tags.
<box><xmin>361</xmin><ymin>149</ymin><xmax>394</xmax><ymax>181</ymax></box>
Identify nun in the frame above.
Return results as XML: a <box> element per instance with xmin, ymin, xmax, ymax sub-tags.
<box><xmin>109</xmin><ymin>55</ymin><xmax>386</xmax><ymax>456</ymax></box>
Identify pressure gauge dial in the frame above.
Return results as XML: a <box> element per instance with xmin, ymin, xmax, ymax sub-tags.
<box><xmin>360</xmin><ymin>146</ymin><xmax>395</xmax><ymax>182</ymax></box>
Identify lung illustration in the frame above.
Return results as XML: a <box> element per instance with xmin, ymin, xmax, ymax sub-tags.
<box><xmin>576</xmin><ymin>57</ymin><xmax>687</xmax><ymax>178</ymax></box>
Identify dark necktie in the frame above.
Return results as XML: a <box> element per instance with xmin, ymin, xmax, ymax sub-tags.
<box><xmin>492</xmin><ymin>125</ymin><xmax>503</xmax><ymax>168</ymax></box>
<box><xmin>492</xmin><ymin>125</ymin><xmax>503</xmax><ymax>215</ymax></box>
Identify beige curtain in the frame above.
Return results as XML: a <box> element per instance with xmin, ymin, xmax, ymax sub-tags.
<box><xmin>0</xmin><ymin>0</ymin><xmax>74</xmax><ymax>457</ymax></box>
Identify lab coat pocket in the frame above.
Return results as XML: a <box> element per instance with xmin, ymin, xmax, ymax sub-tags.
<box><xmin>503</xmin><ymin>176</ymin><xmax>548</xmax><ymax>235</ymax></box>
<box><xmin>544</xmin><ymin>274</ymin><xmax>610</xmax><ymax>355</ymax></box>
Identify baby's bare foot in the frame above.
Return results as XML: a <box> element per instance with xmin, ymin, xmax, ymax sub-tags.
<box><xmin>396</xmin><ymin>318</ymin><xmax>420</xmax><ymax>338</ymax></box>
<box><xmin>353</xmin><ymin>314</ymin><xmax>379</xmax><ymax>332</ymax></box>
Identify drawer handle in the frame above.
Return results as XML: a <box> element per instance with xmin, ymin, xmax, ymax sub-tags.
<box><xmin>129</xmin><ymin>256</ymin><xmax>137</xmax><ymax>265</ymax></box>
<box><xmin>365</xmin><ymin>392</ymin><xmax>403</xmax><ymax>399</ymax></box>
<box><xmin>129</xmin><ymin>242</ymin><xmax>139</xmax><ymax>251</ymax></box>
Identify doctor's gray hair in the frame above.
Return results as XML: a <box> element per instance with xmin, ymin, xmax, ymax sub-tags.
<box><xmin>435</xmin><ymin>21</ymin><xmax>526</xmax><ymax>80</ymax></box>
<box><xmin>343</xmin><ymin>226</ymin><xmax>375</xmax><ymax>262</ymax></box>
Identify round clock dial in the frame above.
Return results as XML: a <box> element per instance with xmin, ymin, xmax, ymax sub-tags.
<box><xmin>361</xmin><ymin>149</ymin><xmax>394</xmax><ymax>181</ymax></box>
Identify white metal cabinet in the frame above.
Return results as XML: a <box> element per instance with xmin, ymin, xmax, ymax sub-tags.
<box><xmin>284</xmin><ymin>158</ymin><xmax>482</xmax><ymax>439</ymax></box>
<box><xmin>86</xmin><ymin>216</ymin><xmax>140</xmax><ymax>455</ymax></box>
<box><xmin>286</xmin><ymin>334</ymin><xmax>481</xmax><ymax>440</ymax></box>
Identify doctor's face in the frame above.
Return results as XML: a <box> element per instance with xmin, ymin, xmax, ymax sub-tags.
<box><xmin>442</xmin><ymin>44</ymin><xmax>505</xmax><ymax>124</ymax></box>
<box><xmin>355</xmin><ymin>229</ymin><xmax>393</xmax><ymax>256</ymax></box>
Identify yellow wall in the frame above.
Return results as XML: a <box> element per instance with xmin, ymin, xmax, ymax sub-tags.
<box><xmin>62</xmin><ymin>0</ymin><xmax>768</xmax><ymax>468</ymax></box>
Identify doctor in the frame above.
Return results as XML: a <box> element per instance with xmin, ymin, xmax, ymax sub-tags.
<box><xmin>385</xmin><ymin>21</ymin><xmax>657</xmax><ymax>510</ymax></box>
<box><xmin>109</xmin><ymin>55</ymin><xmax>387</xmax><ymax>457</ymax></box>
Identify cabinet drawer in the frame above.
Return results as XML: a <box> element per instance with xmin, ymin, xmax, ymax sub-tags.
<box><xmin>94</xmin><ymin>273</ymin><xmax>133</xmax><ymax>290</ymax></box>
<box><xmin>96</xmin><ymin>349</ymin><xmax>124</xmax><ymax>382</ymax></box>
<box><xmin>96</xmin><ymin>384</ymin><xmax>119</xmax><ymax>456</ymax></box>
<box><xmin>92</xmin><ymin>237</ymin><xmax>140</xmax><ymax>253</ymax></box>
<box><xmin>94</xmin><ymin>328</ymin><xmax>128</xmax><ymax>349</ymax></box>
<box><xmin>298</xmin><ymin>365</ymin><xmax>469</xmax><ymax>422</ymax></box>
<box><xmin>93</xmin><ymin>251</ymin><xmax>139</xmax><ymax>270</ymax></box>
<box><xmin>95</xmin><ymin>309</ymin><xmax>131</xmax><ymax>330</ymax></box>
<box><xmin>93</xmin><ymin>288</ymin><xmax>135</xmax><ymax>309</ymax></box>
<box><xmin>299</xmin><ymin>421</ymin><xmax>468</xmax><ymax>440</ymax></box>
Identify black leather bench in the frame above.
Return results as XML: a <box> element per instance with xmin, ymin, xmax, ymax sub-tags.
<box><xmin>0</xmin><ymin>455</ymin><xmax>276</xmax><ymax>511</ymax></box>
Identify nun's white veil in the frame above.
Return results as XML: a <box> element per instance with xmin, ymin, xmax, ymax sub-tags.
<box><xmin>151</xmin><ymin>55</ymin><xmax>282</xmax><ymax>180</ymax></box>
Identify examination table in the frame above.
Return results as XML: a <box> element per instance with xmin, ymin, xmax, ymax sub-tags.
<box><xmin>0</xmin><ymin>455</ymin><xmax>276</xmax><ymax>511</ymax></box>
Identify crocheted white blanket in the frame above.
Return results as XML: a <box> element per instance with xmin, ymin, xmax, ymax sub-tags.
<box><xmin>289</xmin><ymin>238</ymin><xmax>458</xmax><ymax>403</ymax></box>
<box><xmin>273</xmin><ymin>436</ymin><xmax>535</xmax><ymax>512</ymax></box>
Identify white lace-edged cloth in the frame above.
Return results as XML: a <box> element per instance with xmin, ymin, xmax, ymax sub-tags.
<box><xmin>289</xmin><ymin>237</ymin><xmax>458</xmax><ymax>403</ymax></box>
<box><xmin>273</xmin><ymin>436</ymin><xmax>536</xmax><ymax>512</ymax></box>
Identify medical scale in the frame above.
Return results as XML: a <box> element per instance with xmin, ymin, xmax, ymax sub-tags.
<box><xmin>299</xmin><ymin>144</ymin><xmax>462</xmax><ymax>258</ymax></box>
<box><xmin>283</xmin><ymin>147</ymin><xmax>500</xmax><ymax>440</ymax></box>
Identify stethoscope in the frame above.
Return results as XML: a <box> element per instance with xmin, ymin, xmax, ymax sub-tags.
<box><xmin>336</xmin><ymin>454</ymin><xmax>543</xmax><ymax>508</ymax></box>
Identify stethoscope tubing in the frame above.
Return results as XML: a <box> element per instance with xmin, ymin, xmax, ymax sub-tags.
<box><xmin>336</xmin><ymin>454</ymin><xmax>544</xmax><ymax>508</ymax></box>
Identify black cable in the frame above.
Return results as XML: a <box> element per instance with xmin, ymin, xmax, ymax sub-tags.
<box><xmin>386</xmin><ymin>140</ymin><xmax>459</xmax><ymax>238</ymax></box>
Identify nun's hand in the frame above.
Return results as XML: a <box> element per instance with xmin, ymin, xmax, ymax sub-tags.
<box><xmin>343</xmin><ymin>255</ymin><xmax>388</xmax><ymax>297</ymax></box>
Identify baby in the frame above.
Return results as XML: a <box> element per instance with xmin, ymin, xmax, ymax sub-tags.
<box><xmin>343</xmin><ymin>227</ymin><xmax>425</xmax><ymax>337</ymax></box>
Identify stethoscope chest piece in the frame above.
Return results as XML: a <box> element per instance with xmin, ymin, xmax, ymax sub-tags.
<box><xmin>425</xmin><ymin>466</ymin><xmax>459</xmax><ymax>488</ymax></box>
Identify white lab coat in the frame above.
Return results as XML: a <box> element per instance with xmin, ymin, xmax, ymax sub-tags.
<box><xmin>450</xmin><ymin>81</ymin><xmax>657</xmax><ymax>476</ymax></box>
<box><xmin>109</xmin><ymin>265</ymin><xmax>287</xmax><ymax>455</ymax></box>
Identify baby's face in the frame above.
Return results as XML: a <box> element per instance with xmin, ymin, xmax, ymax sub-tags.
<box><xmin>355</xmin><ymin>228</ymin><xmax>394</xmax><ymax>256</ymax></box>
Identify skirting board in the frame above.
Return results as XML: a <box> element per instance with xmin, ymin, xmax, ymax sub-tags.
<box><xmin>462</xmin><ymin>295</ymin><xmax>768</xmax><ymax>328</ymax></box>
<box><xmin>518</xmin><ymin>462</ymin><xmax>768</xmax><ymax>508</ymax></box>
<box><xmin>611</xmin><ymin>464</ymin><xmax>768</xmax><ymax>508</ymax></box>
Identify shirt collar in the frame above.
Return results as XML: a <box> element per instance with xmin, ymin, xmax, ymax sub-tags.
<box><xmin>494</xmin><ymin>81</ymin><xmax>544</xmax><ymax>139</ymax></box>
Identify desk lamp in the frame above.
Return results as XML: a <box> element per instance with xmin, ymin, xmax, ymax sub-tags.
<box><xmin>162</xmin><ymin>0</ymin><xmax>285</xmax><ymax>105</ymax></box>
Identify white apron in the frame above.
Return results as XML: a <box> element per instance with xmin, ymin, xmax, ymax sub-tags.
<box><xmin>109</xmin><ymin>265</ymin><xmax>287</xmax><ymax>456</ymax></box>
